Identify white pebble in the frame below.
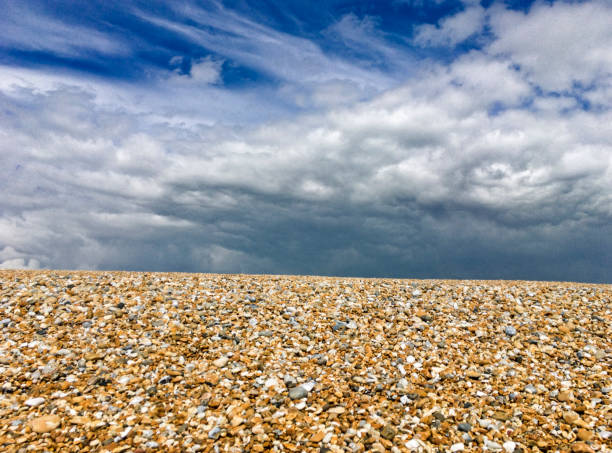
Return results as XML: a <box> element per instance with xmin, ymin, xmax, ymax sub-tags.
<box><xmin>25</xmin><ymin>397</ymin><xmax>45</xmax><ymax>407</ymax></box>
<box><xmin>503</xmin><ymin>441</ymin><xmax>516</xmax><ymax>453</ymax></box>
<box><xmin>405</xmin><ymin>439</ymin><xmax>421</xmax><ymax>451</ymax></box>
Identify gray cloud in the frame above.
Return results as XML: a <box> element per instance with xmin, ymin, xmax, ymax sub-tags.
<box><xmin>1</xmin><ymin>0</ymin><xmax>611</xmax><ymax>282</ymax></box>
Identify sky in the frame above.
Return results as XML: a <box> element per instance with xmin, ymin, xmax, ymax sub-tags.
<box><xmin>0</xmin><ymin>0</ymin><xmax>611</xmax><ymax>283</ymax></box>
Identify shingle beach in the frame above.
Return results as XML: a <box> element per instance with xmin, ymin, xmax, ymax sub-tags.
<box><xmin>0</xmin><ymin>270</ymin><xmax>610</xmax><ymax>452</ymax></box>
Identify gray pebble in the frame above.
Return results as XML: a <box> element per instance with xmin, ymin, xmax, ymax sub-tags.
<box><xmin>505</xmin><ymin>326</ymin><xmax>517</xmax><ymax>336</ymax></box>
<box><xmin>332</xmin><ymin>321</ymin><xmax>348</xmax><ymax>332</ymax></box>
<box><xmin>208</xmin><ymin>426</ymin><xmax>222</xmax><ymax>440</ymax></box>
<box><xmin>289</xmin><ymin>385</ymin><xmax>309</xmax><ymax>400</ymax></box>
<box><xmin>457</xmin><ymin>422</ymin><xmax>472</xmax><ymax>432</ymax></box>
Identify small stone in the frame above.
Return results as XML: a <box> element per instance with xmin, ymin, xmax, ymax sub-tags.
<box><xmin>406</xmin><ymin>439</ymin><xmax>421</xmax><ymax>450</ymax></box>
<box><xmin>450</xmin><ymin>443</ymin><xmax>464</xmax><ymax>452</ymax></box>
<box><xmin>557</xmin><ymin>390</ymin><xmax>573</xmax><ymax>402</ymax></box>
<box><xmin>484</xmin><ymin>439</ymin><xmax>502</xmax><ymax>451</ymax></box>
<box><xmin>571</xmin><ymin>443</ymin><xmax>594</xmax><ymax>453</ymax></box>
<box><xmin>251</xmin><ymin>424</ymin><xmax>265</xmax><ymax>435</ymax></box>
<box><xmin>457</xmin><ymin>422</ymin><xmax>472</xmax><ymax>432</ymax></box>
<box><xmin>492</xmin><ymin>410</ymin><xmax>512</xmax><ymax>421</ymax></box>
<box><xmin>284</xmin><ymin>375</ymin><xmax>297</xmax><ymax>388</ymax></box>
<box><xmin>380</xmin><ymin>424</ymin><xmax>397</xmax><ymax>440</ymax></box>
<box><xmin>599</xmin><ymin>430</ymin><xmax>612</xmax><ymax>440</ymax></box>
<box><xmin>69</xmin><ymin>416</ymin><xmax>90</xmax><ymax>425</ymax></box>
<box><xmin>505</xmin><ymin>326</ymin><xmax>517</xmax><ymax>337</ymax></box>
<box><xmin>30</xmin><ymin>415</ymin><xmax>61</xmax><ymax>433</ymax></box>
<box><xmin>346</xmin><ymin>320</ymin><xmax>358</xmax><ymax>329</ymax></box>
<box><xmin>25</xmin><ymin>397</ymin><xmax>45</xmax><ymax>407</ymax></box>
<box><xmin>158</xmin><ymin>375</ymin><xmax>171</xmax><ymax>385</ymax></box>
<box><xmin>478</xmin><ymin>419</ymin><xmax>494</xmax><ymax>429</ymax></box>
<box><xmin>503</xmin><ymin>441</ymin><xmax>516</xmax><ymax>453</ymax></box>
<box><xmin>213</xmin><ymin>357</ymin><xmax>228</xmax><ymax>368</ymax></box>
<box><xmin>430</xmin><ymin>433</ymin><xmax>445</xmax><ymax>445</ymax></box>
<box><xmin>208</xmin><ymin>426</ymin><xmax>222</xmax><ymax>440</ymax></box>
<box><xmin>576</xmin><ymin>428</ymin><xmax>593</xmax><ymax>442</ymax></box>
<box><xmin>432</xmin><ymin>411</ymin><xmax>445</xmax><ymax>421</ymax></box>
<box><xmin>311</xmin><ymin>430</ymin><xmax>325</xmax><ymax>442</ymax></box>
<box><xmin>466</xmin><ymin>370</ymin><xmax>481</xmax><ymax>380</ymax></box>
<box><xmin>204</xmin><ymin>372</ymin><xmax>220</xmax><ymax>386</ymax></box>
<box><xmin>524</xmin><ymin>384</ymin><xmax>537</xmax><ymax>394</ymax></box>
<box><xmin>328</xmin><ymin>406</ymin><xmax>345</xmax><ymax>414</ymax></box>
<box><xmin>563</xmin><ymin>411</ymin><xmax>588</xmax><ymax>427</ymax></box>
<box><xmin>230</xmin><ymin>416</ymin><xmax>244</xmax><ymax>427</ymax></box>
<box><xmin>332</xmin><ymin>321</ymin><xmax>348</xmax><ymax>332</ymax></box>
<box><xmin>289</xmin><ymin>386</ymin><xmax>309</xmax><ymax>400</ymax></box>
<box><xmin>117</xmin><ymin>375</ymin><xmax>132</xmax><ymax>386</ymax></box>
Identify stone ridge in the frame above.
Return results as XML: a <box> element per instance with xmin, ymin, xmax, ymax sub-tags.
<box><xmin>0</xmin><ymin>270</ymin><xmax>610</xmax><ymax>453</ymax></box>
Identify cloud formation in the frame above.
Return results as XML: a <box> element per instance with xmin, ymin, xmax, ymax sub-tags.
<box><xmin>414</xmin><ymin>4</ymin><xmax>486</xmax><ymax>47</ymax></box>
<box><xmin>0</xmin><ymin>0</ymin><xmax>611</xmax><ymax>282</ymax></box>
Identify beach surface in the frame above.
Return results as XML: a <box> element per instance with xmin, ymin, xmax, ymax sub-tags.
<box><xmin>0</xmin><ymin>270</ymin><xmax>610</xmax><ymax>452</ymax></box>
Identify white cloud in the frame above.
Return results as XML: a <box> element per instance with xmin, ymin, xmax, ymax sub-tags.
<box><xmin>169</xmin><ymin>56</ymin><xmax>224</xmax><ymax>85</ymax></box>
<box><xmin>413</xmin><ymin>5</ymin><xmax>486</xmax><ymax>47</ymax></box>
<box><xmin>488</xmin><ymin>0</ymin><xmax>612</xmax><ymax>93</ymax></box>
<box><xmin>0</xmin><ymin>258</ymin><xmax>41</xmax><ymax>270</ymax></box>
<box><xmin>0</xmin><ymin>3</ymin><xmax>128</xmax><ymax>58</ymax></box>
<box><xmin>135</xmin><ymin>3</ymin><xmax>403</xmax><ymax>93</ymax></box>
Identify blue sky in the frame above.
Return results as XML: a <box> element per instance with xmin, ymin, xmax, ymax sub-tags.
<box><xmin>1</xmin><ymin>0</ymin><xmax>611</xmax><ymax>282</ymax></box>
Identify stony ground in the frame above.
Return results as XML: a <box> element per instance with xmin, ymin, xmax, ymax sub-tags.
<box><xmin>0</xmin><ymin>271</ymin><xmax>610</xmax><ymax>453</ymax></box>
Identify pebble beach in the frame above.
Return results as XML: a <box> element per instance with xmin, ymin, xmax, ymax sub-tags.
<box><xmin>0</xmin><ymin>270</ymin><xmax>610</xmax><ymax>452</ymax></box>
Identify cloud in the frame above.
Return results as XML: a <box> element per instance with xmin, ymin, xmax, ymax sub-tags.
<box><xmin>323</xmin><ymin>13</ymin><xmax>413</xmax><ymax>72</ymax></box>
<box><xmin>134</xmin><ymin>2</ymin><xmax>403</xmax><ymax>93</ymax></box>
<box><xmin>0</xmin><ymin>247</ymin><xmax>41</xmax><ymax>270</ymax></box>
<box><xmin>0</xmin><ymin>0</ymin><xmax>611</xmax><ymax>282</ymax></box>
<box><xmin>488</xmin><ymin>0</ymin><xmax>612</xmax><ymax>93</ymax></box>
<box><xmin>169</xmin><ymin>56</ymin><xmax>224</xmax><ymax>84</ymax></box>
<box><xmin>413</xmin><ymin>4</ymin><xmax>486</xmax><ymax>47</ymax></box>
<box><xmin>0</xmin><ymin>2</ymin><xmax>129</xmax><ymax>58</ymax></box>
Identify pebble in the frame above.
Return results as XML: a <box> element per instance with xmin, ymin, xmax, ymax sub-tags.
<box><xmin>283</xmin><ymin>374</ymin><xmax>297</xmax><ymax>388</ymax></box>
<box><xmin>505</xmin><ymin>326</ymin><xmax>517</xmax><ymax>336</ymax></box>
<box><xmin>503</xmin><ymin>441</ymin><xmax>516</xmax><ymax>453</ymax></box>
<box><xmin>485</xmin><ymin>439</ymin><xmax>503</xmax><ymax>451</ymax></box>
<box><xmin>30</xmin><ymin>414</ymin><xmax>61</xmax><ymax>433</ymax></box>
<box><xmin>25</xmin><ymin>397</ymin><xmax>45</xmax><ymax>407</ymax></box>
<box><xmin>457</xmin><ymin>422</ymin><xmax>472</xmax><ymax>432</ymax></box>
<box><xmin>328</xmin><ymin>406</ymin><xmax>345</xmax><ymax>414</ymax></box>
<box><xmin>406</xmin><ymin>439</ymin><xmax>422</xmax><ymax>450</ymax></box>
<box><xmin>572</xmin><ymin>443</ymin><xmax>595</xmax><ymax>453</ymax></box>
<box><xmin>208</xmin><ymin>426</ymin><xmax>222</xmax><ymax>440</ymax></box>
<box><xmin>524</xmin><ymin>384</ymin><xmax>537</xmax><ymax>394</ymax></box>
<box><xmin>288</xmin><ymin>385</ymin><xmax>309</xmax><ymax>400</ymax></box>
<box><xmin>381</xmin><ymin>423</ymin><xmax>397</xmax><ymax>440</ymax></box>
<box><xmin>0</xmin><ymin>270</ymin><xmax>609</xmax><ymax>452</ymax></box>
<box><xmin>213</xmin><ymin>356</ymin><xmax>229</xmax><ymax>368</ymax></box>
